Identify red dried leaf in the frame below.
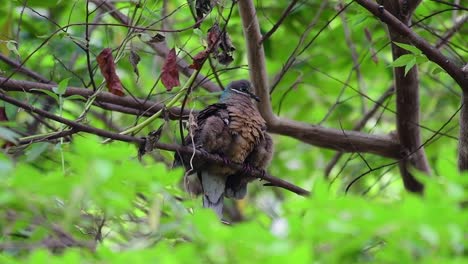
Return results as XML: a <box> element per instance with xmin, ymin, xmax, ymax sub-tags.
<box><xmin>207</xmin><ymin>23</ymin><xmax>221</xmax><ymax>49</ymax></box>
<box><xmin>161</xmin><ymin>48</ymin><xmax>180</xmax><ymax>91</ymax></box>
<box><xmin>189</xmin><ymin>49</ymin><xmax>210</xmax><ymax>70</ymax></box>
<box><xmin>97</xmin><ymin>48</ymin><xmax>125</xmax><ymax>96</ymax></box>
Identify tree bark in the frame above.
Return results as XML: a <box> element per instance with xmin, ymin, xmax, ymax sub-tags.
<box><xmin>459</xmin><ymin>92</ymin><xmax>468</xmax><ymax>170</ymax></box>
<box><xmin>382</xmin><ymin>0</ymin><xmax>430</xmax><ymax>193</ymax></box>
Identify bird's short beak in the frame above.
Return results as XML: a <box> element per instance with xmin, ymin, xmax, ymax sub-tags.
<box><xmin>249</xmin><ymin>92</ymin><xmax>261</xmax><ymax>102</ymax></box>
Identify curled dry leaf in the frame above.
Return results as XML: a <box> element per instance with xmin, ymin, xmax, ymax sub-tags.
<box><xmin>207</xmin><ymin>23</ymin><xmax>236</xmax><ymax>66</ymax></box>
<box><xmin>161</xmin><ymin>48</ymin><xmax>180</xmax><ymax>91</ymax></box>
<box><xmin>189</xmin><ymin>49</ymin><xmax>210</xmax><ymax>70</ymax></box>
<box><xmin>149</xmin><ymin>33</ymin><xmax>166</xmax><ymax>43</ymax></box>
<box><xmin>196</xmin><ymin>0</ymin><xmax>214</xmax><ymax>20</ymax></box>
<box><xmin>129</xmin><ymin>50</ymin><xmax>141</xmax><ymax>79</ymax></box>
<box><xmin>97</xmin><ymin>48</ymin><xmax>125</xmax><ymax>96</ymax></box>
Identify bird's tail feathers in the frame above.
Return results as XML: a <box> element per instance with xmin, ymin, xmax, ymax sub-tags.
<box><xmin>200</xmin><ymin>171</ymin><xmax>226</xmax><ymax>218</ymax></box>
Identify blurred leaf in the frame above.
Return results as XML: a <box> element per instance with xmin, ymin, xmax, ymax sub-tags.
<box><xmin>393</xmin><ymin>42</ymin><xmax>422</xmax><ymax>55</ymax></box>
<box><xmin>25</xmin><ymin>142</ymin><xmax>50</xmax><ymax>162</ymax></box>
<box><xmin>52</xmin><ymin>77</ymin><xmax>70</xmax><ymax>95</ymax></box>
<box><xmin>6</xmin><ymin>40</ymin><xmax>19</xmax><ymax>56</ymax></box>
<box><xmin>0</xmin><ymin>126</ymin><xmax>19</xmax><ymax>144</ymax></box>
<box><xmin>31</xmin><ymin>88</ymin><xmax>59</xmax><ymax>103</ymax></box>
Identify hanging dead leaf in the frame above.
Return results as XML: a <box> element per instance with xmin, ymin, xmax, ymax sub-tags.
<box><xmin>207</xmin><ymin>23</ymin><xmax>221</xmax><ymax>49</ymax></box>
<box><xmin>161</xmin><ymin>48</ymin><xmax>180</xmax><ymax>91</ymax></box>
<box><xmin>149</xmin><ymin>33</ymin><xmax>166</xmax><ymax>43</ymax></box>
<box><xmin>217</xmin><ymin>52</ymin><xmax>234</xmax><ymax>66</ymax></box>
<box><xmin>220</xmin><ymin>31</ymin><xmax>235</xmax><ymax>53</ymax></box>
<box><xmin>189</xmin><ymin>49</ymin><xmax>210</xmax><ymax>70</ymax></box>
<box><xmin>129</xmin><ymin>50</ymin><xmax>141</xmax><ymax>79</ymax></box>
<box><xmin>207</xmin><ymin>23</ymin><xmax>236</xmax><ymax>66</ymax></box>
<box><xmin>97</xmin><ymin>48</ymin><xmax>125</xmax><ymax>96</ymax></box>
<box><xmin>196</xmin><ymin>0</ymin><xmax>214</xmax><ymax>20</ymax></box>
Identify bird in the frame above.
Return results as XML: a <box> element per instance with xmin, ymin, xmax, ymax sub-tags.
<box><xmin>174</xmin><ymin>79</ymin><xmax>274</xmax><ymax>219</ymax></box>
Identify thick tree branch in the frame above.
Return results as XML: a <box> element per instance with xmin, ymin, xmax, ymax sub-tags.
<box><xmin>379</xmin><ymin>0</ymin><xmax>429</xmax><ymax>193</ymax></box>
<box><xmin>459</xmin><ymin>92</ymin><xmax>468</xmax><ymax>170</ymax></box>
<box><xmin>238</xmin><ymin>0</ymin><xmax>277</xmax><ymax>124</ymax></box>
<box><xmin>269</xmin><ymin>118</ymin><xmax>401</xmax><ymax>159</ymax></box>
<box><xmin>1</xmin><ymin>76</ymin><xmax>402</xmax><ymax>158</ymax></box>
<box><xmin>0</xmin><ymin>77</ymin><xmax>189</xmax><ymax>119</ymax></box>
<box><xmin>90</xmin><ymin>0</ymin><xmax>221</xmax><ymax>92</ymax></box>
<box><xmin>0</xmin><ymin>54</ymin><xmax>51</xmax><ymax>83</ymax></box>
<box><xmin>260</xmin><ymin>0</ymin><xmax>300</xmax><ymax>44</ymax></box>
<box><xmin>355</xmin><ymin>0</ymin><xmax>468</xmax><ymax>90</ymax></box>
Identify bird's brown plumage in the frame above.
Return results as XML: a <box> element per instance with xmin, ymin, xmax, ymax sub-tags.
<box><xmin>174</xmin><ymin>80</ymin><xmax>273</xmax><ymax>218</ymax></box>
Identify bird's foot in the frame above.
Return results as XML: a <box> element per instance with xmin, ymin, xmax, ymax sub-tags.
<box><xmin>197</xmin><ymin>148</ymin><xmax>210</xmax><ymax>158</ymax></box>
<box><xmin>216</xmin><ymin>154</ymin><xmax>230</xmax><ymax>166</ymax></box>
<box><xmin>241</xmin><ymin>163</ymin><xmax>255</xmax><ymax>176</ymax></box>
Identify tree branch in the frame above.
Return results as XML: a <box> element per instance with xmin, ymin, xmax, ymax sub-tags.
<box><xmin>355</xmin><ymin>0</ymin><xmax>468</xmax><ymax>90</ymax></box>
<box><xmin>259</xmin><ymin>0</ymin><xmax>300</xmax><ymax>44</ymax></box>
<box><xmin>0</xmin><ymin>54</ymin><xmax>51</xmax><ymax>83</ymax></box>
<box><xmin>378</xmin><ymin>0</ymin><xmax>429</xmax><ymax>193</ymax></box>
<box><xmin>0</xmin><ymin>77</ymin><xmax>189</xmax><ymax>119</ymax></box>
<box><xmin>238</xmin><ymin>0</ymin><xmax>277</xmax><ymax>124</ymax></box>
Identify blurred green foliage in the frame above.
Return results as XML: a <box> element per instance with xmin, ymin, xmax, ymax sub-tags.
<box><xmin>0</xmin><ymin>137</ymin><xmax>467</xmax><ymax>263</ymax></box>
<box><xmin>0</xmin><ymin>0</ymin><xmax>466</xmax><ymax>262</ymax></box>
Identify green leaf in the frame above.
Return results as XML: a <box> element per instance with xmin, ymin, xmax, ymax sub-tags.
<box><xmin>432</xmin><ymin>66</ymin><xmax>444</xmax><ymax>75</ymax></box>
<box><xmin>393</xmin><ymin>42</ymin><xmax>422</xmax><ymax>55</ymax></box>
<box><xmin>415</xmin><ymin>55</ymin><xmax>428</xmax><ymax>63</ymax></box>
<box><xmin>0</xmin><ymin>126</ymin><xmax>19</xmax><ymax>144</ymax></box>
<box><xmin>30</xmin><ymin>88</ymin><xmax>59</xmax><ymax>103</ymax></box>
<box><xmin>389</xmin><ymin>54</ymin><xmax>415</xmax><ymax>67</ymax></box>
<box><xmin>52</xmin><ymin>77</ymin><xmax>71</xmax><ymax>95</ymax></box>
<box><xmin>64</xmin><ymin>94</ymin><xmax>86</xmax><ymax>101</ymax></box>
<box><xmin>6</xmin><ymin>41</ymin><xmax>19</xmax><ymax>56</ymax></box>
<box><xmin>26</xmin><ymin>142</ymin><xmax>50</xmax><ymax>162</ymax></box>
<box><xmin>404</xmin><ymin>58</ymin><xmax>417</xmax><ymax>76</ymax></box>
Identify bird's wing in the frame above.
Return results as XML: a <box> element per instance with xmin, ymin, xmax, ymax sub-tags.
<box><xmin>225</xmin><ymin>131</ymin><xmax>273</xmax><ymax>199</ymax></box>
<box><xmin>173</xmin><ymin>103</ymin><xmax>229</xmax><ymax>169</ymax></box>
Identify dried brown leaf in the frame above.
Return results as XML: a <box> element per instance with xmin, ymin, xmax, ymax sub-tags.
<box><xmin>129</xmin><ymin>50</ymin><xmax>141</xmax><ymax>79</ymax></box>
<box><xmin>196</xmin><ymin>0</ymin><xmax>214</xmax><ymax>20</ymax></box>
<box><xmin>97</xmin><ymin>48</ymin><xmax>125</xmax><ymax>96</ymax></box>
<box><xmin>189</xmin><ymin>49</ymin><xmax>210</xmax><ymax>70</ymax></box>
<box><xmin>149</xmin><ymin>33</ymin><xmax>166</xmax><ymax>43</ymax></box>
<box><xmin>161</xmin><ymin>48</ymin><xmax>180</xmax><ymax>91</ymax></box>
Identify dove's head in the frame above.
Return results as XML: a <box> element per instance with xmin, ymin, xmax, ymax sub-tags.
<box><xmin>220</xmin><ymin>80</ymin><xmax>260</xmax><ymax>102</ymax></box>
